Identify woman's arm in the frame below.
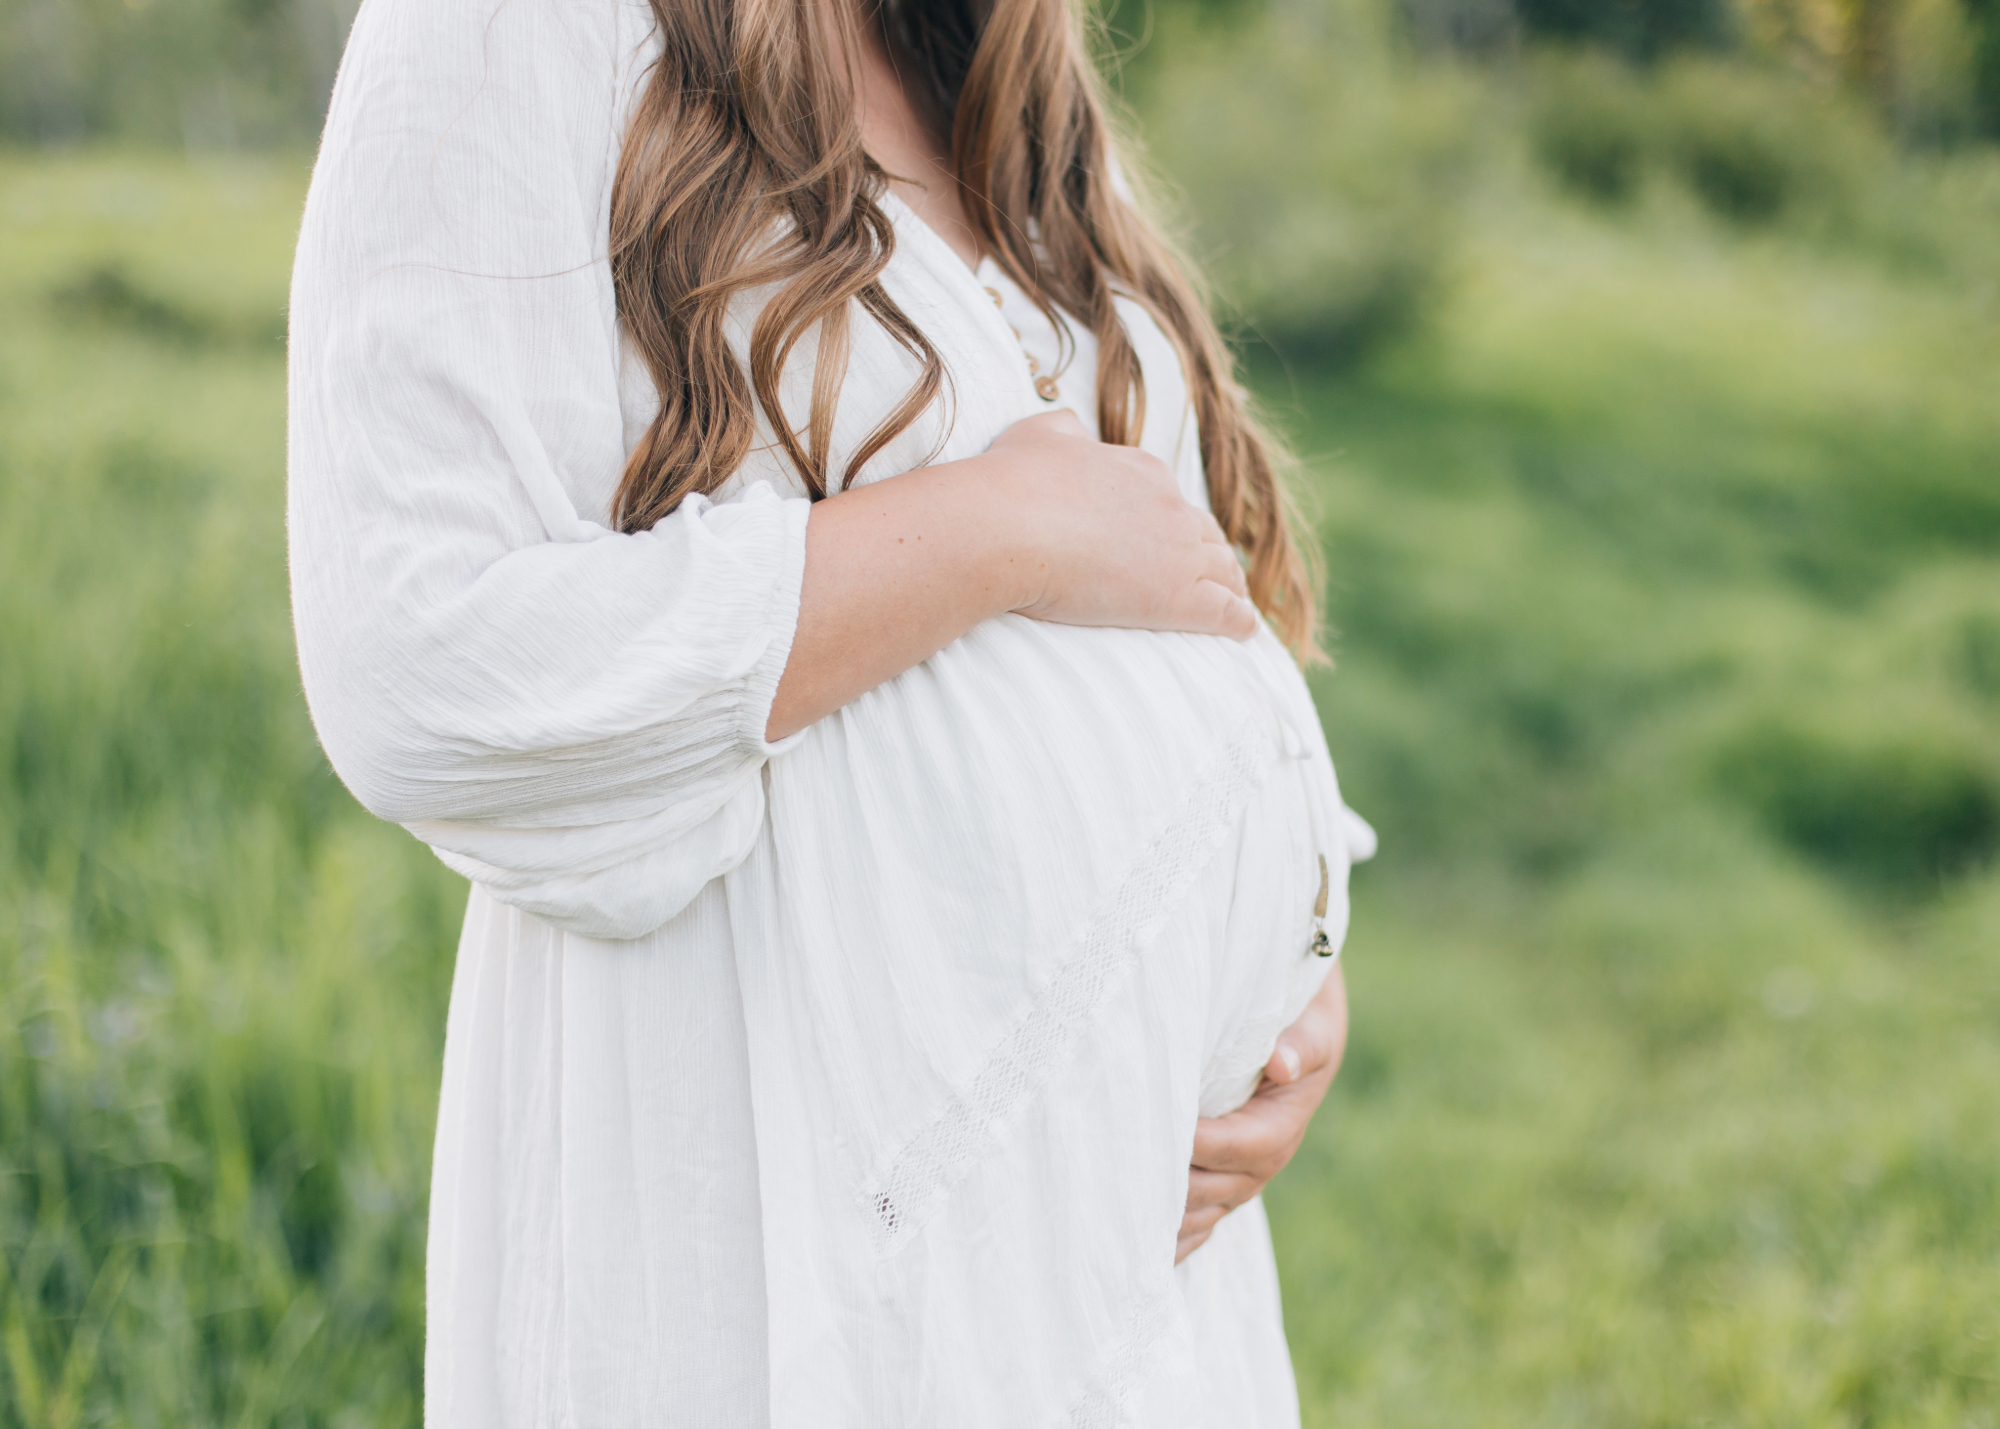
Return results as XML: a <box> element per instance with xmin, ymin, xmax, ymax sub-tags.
<box><xmin>768</xmin><ymin>409</ymin><xmax>1256</xmax><ymax>740</ymax></box>
<box><xmin>290</xmin><ymin>0</ymin><xmax>831</xmax><ymax>938</ymax></box>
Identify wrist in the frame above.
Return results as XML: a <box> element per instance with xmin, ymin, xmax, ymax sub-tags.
<box><xmin>943</xmin><ymin>449</ymin><xmax>1053</xmax><ymax>617</ymax></box>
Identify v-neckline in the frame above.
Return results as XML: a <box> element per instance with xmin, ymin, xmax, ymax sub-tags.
<box><xmin>877</xmin><ymin>185</ymin><xmax>990</xmax><ymax>282</ymax></box>
<box><xmin>878</xmin><ymin>184</ymin><xmax>1039</xmax><ymax>379</ymax></box>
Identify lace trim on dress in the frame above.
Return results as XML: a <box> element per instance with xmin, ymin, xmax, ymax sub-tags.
<box><xmin>860</xmin><ymin>720</ymin><xmax>1280</xmax><ymax>1253</ymax></box>
<box><xmin>1065</xmin><ymin>1279</ymin><xmax>1178</xmax><ymax>1429</ymax></box>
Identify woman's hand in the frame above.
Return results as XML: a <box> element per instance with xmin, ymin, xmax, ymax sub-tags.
<box><xmin>767</xmin><ymin>410</ymin><xmax>1257</xmax><ymax>741</ymax></box>
<box><xmin>993</xmin><ymin>410</ymin><xmax>1258</xmax><ymax>639</ymax></box>
<box><xmin>1176</xmin><ymin>961</ymin><xmax>1348</xmax><ymax>1264</ymax></box>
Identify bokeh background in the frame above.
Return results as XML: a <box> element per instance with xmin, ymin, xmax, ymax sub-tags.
<box><xmin>3</xmin><ymin>0</ymin><xmax>1998</xmax><ymax>1422</ymax></box>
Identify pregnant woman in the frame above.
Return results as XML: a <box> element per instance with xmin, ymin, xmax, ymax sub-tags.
<box><xmin>288</xmin><ymin>0</ymin><xmax>1373</xmax><ymax>1421</ymax></box>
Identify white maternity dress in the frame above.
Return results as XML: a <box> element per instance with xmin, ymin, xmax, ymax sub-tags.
<box><xmin>287</xmin><ymin>0</ymin><xmax>1375</xmax><ymax>1425</ymax></box>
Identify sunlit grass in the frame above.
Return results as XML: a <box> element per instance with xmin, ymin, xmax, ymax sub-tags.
<box><xmin>1266</xmin><ymin>155</ymin><xmax>2000</xmax><ymax>1426</ymax></box>
<box><xmin>1</xmin><ymin>153</ymin><xmax>456</xmax><ymax>1425</ymax></box>
<box><xmin>2</xmin><ymin>138</ymin><xmax>1996</xmax><ymax>1427</ymax></box>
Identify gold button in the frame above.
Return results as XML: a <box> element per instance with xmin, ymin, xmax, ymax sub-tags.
<box><xmin>1034</xmin><ymin>374</ymin><xmax>1060</xmax><ymax>401</ymax></box>
<box><xmin>982</xmin><ymin>286</ymin><xmax>1004</xmax><ymax>308</ymax></box>
<box><xmin>1025</xmin><ymin>353</ymin><xmax>1040</xmax><ymax>375</ymax></box>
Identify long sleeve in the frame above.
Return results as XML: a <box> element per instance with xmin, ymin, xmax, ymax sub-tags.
<box><xmin>286</xmin><ymin>0</ymin><xmax>810</xmax><ymax>940</ymax></box>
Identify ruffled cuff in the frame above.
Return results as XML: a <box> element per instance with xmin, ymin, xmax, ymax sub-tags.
<box><xmin>711</xmin><ymin>481</ymin><xmax>812</xmax><ymax>762</ymax></box>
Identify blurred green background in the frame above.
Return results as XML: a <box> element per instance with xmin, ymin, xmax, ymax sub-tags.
<box><xmin>2</xmin><ymin>0</ymin><xmax>1997</xmax><ymax>1423</ymax></box>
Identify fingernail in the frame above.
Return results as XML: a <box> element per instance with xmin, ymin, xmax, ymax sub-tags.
<box><xmin>1277</xmin><ymin>1045</ymin><xmax>1301</xmax><ymax>1082</ymax></box>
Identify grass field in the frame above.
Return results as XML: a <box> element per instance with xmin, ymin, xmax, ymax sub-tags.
<box><xmin>1</xmin><ymin>134</ymin><xmax>1996</xmax><ymax>1426</ymax></box>
<box><xmin>1267</xmin><ymin>179</ymin><xmax>2000</xmax><ymax>1423</ymax></box>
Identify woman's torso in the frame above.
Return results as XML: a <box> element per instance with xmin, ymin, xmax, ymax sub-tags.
<box><xmin>638</xmin><ymin>188</ymin><xmax>1353</xmax><ymax>1120</ymax></box>
<box><xmin>675</xmin><ymin>186</ymin><xmax>1361</xmax><ymax>1415</ymax></box>
<box><xmin>298</xmin><ymin>2</ymin><xmax>1368</xmax><ymax>1421</ymax></box>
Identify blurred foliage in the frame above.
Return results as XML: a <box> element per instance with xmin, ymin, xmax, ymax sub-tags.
<box><xmin>1394</xmin><ymin>0</ymin><xmax>2000</xmax><ymax>143</ymax></box>
<box><xmin>1735</xmin><ymin>0</ymin><xmax>1981</xmax><ymax>137</ymax></box>
<box><xmin>1718</xmin><ymin>721</ymin><xmax>2000</xmax><ymax>890</ymax></box>
<box><xmin>1513</xmin><ymin>0</ymin><xmax>1736</xmax><ymax>58</ymax></box>
<box><xmin>1129</xmin><ymin>2</ymin><xmax>1474</xmax><ymax>365</ymax></box>
<box><xmin>0</xmin><ymin>0</ymin><xmax>355</xmax><ymax>146</ymax></box>
<box><xmin>0</xmin><ymin>157</ymin><xmax>459</xmax><ymax>1423</ymax></box>
<box><xmin>1526</xmin><ymin>51</ymin><xmax>1654</xmax><ymax>202</ymax></box>
<box><xmin>1199</xmin><ymin>53</ymin><xmax>2000</xmax><ymax>1406</ymax></box>
<box><xmin>1976</xmin><ymin>0</ymin><xmax>2000</xmax><ymax>131</ymax></box>
<box><xmin>1527</xmin><ymin>50</ymin><xmax>1893</xmax><ymax>227</ymax></box>
<box><xmin>7</xmin><ymin>0</ymin><xmax>2000</xmax><ymax>148</ymax></box>
<box><xmin>3</xmin><ymin>0</ymin><xmax>1999</xmax><ymax>1423</ymax></box>
<box><xmin>1654</xmin><ymin>58</ymin><xmax>1879</xmax><ymax>221</ymax></box>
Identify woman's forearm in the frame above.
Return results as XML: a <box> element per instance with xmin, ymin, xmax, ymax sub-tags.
<box><xmin>766</xmin><ymin>452</ymin><xmax>1034</xmax><ymax>741</ymax></box>
<box><xmin>764</xmin><ymin>410</ymin><xmax>1258</xmax><ymax>742</ymax></box>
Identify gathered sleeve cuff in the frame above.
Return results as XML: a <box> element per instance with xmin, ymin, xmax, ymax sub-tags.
<box><xmin>393</xmin><ymin>489</ymin><xmax>812</xmax><ymax>940</ymax></box>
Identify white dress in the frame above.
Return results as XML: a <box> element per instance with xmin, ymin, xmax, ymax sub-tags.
<box><xmin>286</xmin><ymin>0</ymin><xmax>1375</xmax><ymax>1425</ymax></box>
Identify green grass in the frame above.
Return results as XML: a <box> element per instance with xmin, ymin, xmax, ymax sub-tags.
<box><xmin>1</xmin><ymin>137</ymin><xmax>1996</xmax><ymax>1427</ymax></box>
<box><xmin>1264</xmin><ymin>166</ymin><xmax>2000</xmax><ymax>1425</ymax></box>
<box><xmin>0</xmin><ymin>154</ymin><xmax>459</xmax><ymax>1426</ymax></box>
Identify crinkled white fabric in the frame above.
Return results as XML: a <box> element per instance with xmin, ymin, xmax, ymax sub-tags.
<box><xmin>287</xmin><ymin>0</ymin><xmax>1375</xmax><ymax>1425</ymax></box>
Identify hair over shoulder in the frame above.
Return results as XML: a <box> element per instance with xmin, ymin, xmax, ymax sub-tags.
<box><xmin>609</xmin><ymin>0</ymin><xmax>1322</xmax><ymax>658</ymax></box>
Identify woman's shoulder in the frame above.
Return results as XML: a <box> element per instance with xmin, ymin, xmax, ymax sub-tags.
<box><xmin>334</xmin><ymin>0</ymin><xmax>646</xmax><ymax>119</ymax></box>
<box><xmin>312</xmin><ymin>0</ymin><xmax>655</xmax><ymax>251</ymax></box>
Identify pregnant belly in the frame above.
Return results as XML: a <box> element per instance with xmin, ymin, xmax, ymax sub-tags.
<box><xmin>729</xmin><ymin>616</ymin><xmax>1359</xmax><ymax>1425</ymax></box>
<box><xmin>757</xmin><ymin>612</ymin><xmax>1343</xmax><ymax>1146</ymax></box>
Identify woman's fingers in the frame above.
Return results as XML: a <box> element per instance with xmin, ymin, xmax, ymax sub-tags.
<box><xmin>1198</xmin><ymin>540</ymin><xmax>1251</xmax><ymax>600</ymax></box>
<box><xmin>1173</xmin><ymin>1206</ymin><xmax>1226</xmax><ymax>1265</ymax></box>
<box><xmin>1018</xmin><ymin>407</ymin><xmax>1091</xmax><ymax>441</ymax></box>
<box><xmin>992</xmin><ymin>412</ymin><xmax>1261</xmax><ymax>638</ymax></box>
<box><xmin>1264</xmin><ymin>974</ymin><xmax>1345</xmax><ymax>1087</ymax></box>
<box><xmin>1180</xmin><ymin>1201</ymin><xmax>1230</xmax><ymax>1235</ymax></box>
<box><xmin>1194</xmin><ymin>974</ymin><xmax>1345</xmax><ymax>1176</ymax></box>
<box><xmin>1179</xmin><ymin>966</ymin><xmax>1350</xmax><ymax>1250</ymax></box>
<box><xmin>1192</xmin><ymin>1084</ymin><xmax>1311</xmax><ymax>1182</ymax></box>
<box><xmin>1186</xmin><ymin>1166</ymin><xmax>1261</xmax><ymax>1215</ymax></box>
<box><xmin>1174</xmin><ymin>1201</ymin><xmax>1233</xmax><ymax>1264</ymax></box>
<box><xmin>1175</xmin><ymin>1227</ymin><xmax>1215</xmax><ymax>1264</ymax></box>
<box><xmin>1187</xmin><ymin>579</ymin><xmax>1259</xmax><ymax>640</ymax></box>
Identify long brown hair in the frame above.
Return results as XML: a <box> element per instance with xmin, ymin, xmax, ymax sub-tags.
<box><xmin>609</xmin><ymin>0</ymin><xmax>1322</xmax><ymax>657</ymax></box>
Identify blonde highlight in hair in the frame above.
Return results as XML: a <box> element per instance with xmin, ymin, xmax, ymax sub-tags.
<box><xmin>610</xmin><ymin>0</ymin><xmax>1322</xmax><ymax>658</ymax></box>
